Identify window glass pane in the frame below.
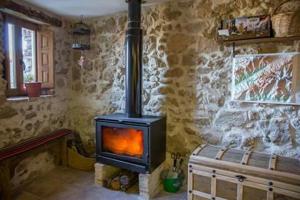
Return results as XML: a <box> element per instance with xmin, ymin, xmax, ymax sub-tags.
<box><xmin>22</xmin><ymin>28</ymin><xmax>36</xmax><ymax>83</ymax></box>
<box><xmin>8</xmin><ymin>23</ymin><xmax>17</xmax><ymax>89</ymax></box>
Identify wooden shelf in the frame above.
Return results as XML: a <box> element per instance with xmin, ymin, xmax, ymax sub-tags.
<box><xmin>220</xmin><ymin>36</ymin><xmax>300</xmax><ymax>46</ymax></box>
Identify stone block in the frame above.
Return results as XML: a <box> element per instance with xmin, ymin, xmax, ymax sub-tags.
<box><xmin>94</xmin><ymin>163</ymin><xmax>120</xmax><ymax>186</ymax></box>
<box><xmin>0</xmin><ymin>106</ymin><xmax>18</xmax><ymax>119</ymax></box>
<box><xmin>139</xmin><ymin>162</ymin><xmax>165</xmax><ymax>200</ymax></box>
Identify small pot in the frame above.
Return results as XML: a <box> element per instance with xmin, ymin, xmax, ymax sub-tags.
<box><xmin>25</xmin><ymin>82</ymin><xmax>42</xmax><ymax>97</ymax></box>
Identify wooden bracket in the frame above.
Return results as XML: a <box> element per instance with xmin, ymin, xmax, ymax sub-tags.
<box><xmin>0</xmin><ymin>1</ymin><xmax>62</xmax><ymax>27</ymax></box>
<box><xmin>241</xmin><ymin>151</ymin><xmax>252</xmax><ymax>165</ymax></box>
<box><xmin>192</xmin><ymin>143</ymin><xmax>207</xmax><ymax>156</ymax></box>
<box><xmin>215</xmin><ymin>148</ymin><xmax>227</xmax><ymax>160</ymax></box>
<box><xmin>268</xmin><ymin>154</ymin><xmax>277</xmax><ymax>171</ymax></box>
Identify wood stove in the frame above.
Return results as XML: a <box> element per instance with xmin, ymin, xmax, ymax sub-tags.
<box><xmin>95</xmin><ymin>114</ymin><xmax>166</xmax><ymax>173</ymax></box>
<box><xmin>95</xmin><ymin>0</ymin><xmax>166</xmax><ymax>174</ymax></box>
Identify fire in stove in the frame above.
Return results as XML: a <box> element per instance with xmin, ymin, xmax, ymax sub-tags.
<box><xmin>102</xmin><ymin>127</ymin><xmax>144</xmax><ymax>158</ymax></box>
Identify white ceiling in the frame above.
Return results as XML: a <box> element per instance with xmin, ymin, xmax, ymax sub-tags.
<box><xmin>21</xmin><ymin>0</ymin><xmax>170</xmax><ymax>19</ymax></box>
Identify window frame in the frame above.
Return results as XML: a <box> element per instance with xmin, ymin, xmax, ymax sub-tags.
<box><xmin>4</xmin><ymin>14</ymin><xmax>39</xmax><ymax>97</ymax></box>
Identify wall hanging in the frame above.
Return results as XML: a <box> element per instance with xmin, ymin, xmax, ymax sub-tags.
<box><xmin>232</xmin><ymin>52</ymin><xmax>300</xmax><ymax>105</ymax></box>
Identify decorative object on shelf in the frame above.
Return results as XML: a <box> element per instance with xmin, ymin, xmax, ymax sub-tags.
<box><xmin>217</xmin><ymin>15</ymin><xmax>271</xmax><ymax>41</ymax></box>
<box><xmin>71</xmin><ymin>15</ymin><xmax>90</xmax><ymax>67</ymax></box>
<box><xmin>25</xmin><ymin>82</ymin><xmax>42</xmax><ymax>97</ymax></box>
<box><xmin>272</xmin><ymin>0</ymin><xmax>300</xmax><ymax>37</ymax></box>
<box><xmin>232</xmin><ymin>52</ymin><xmax>300</xmax><ymax>105</ymax></box>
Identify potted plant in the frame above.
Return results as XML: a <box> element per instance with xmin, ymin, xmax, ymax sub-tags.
<box><xmin>24</xmin><ymin>74</ymin><xmax>42</xmax><ymax>98</ymax></box>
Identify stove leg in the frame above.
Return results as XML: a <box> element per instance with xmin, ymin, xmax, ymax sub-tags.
<box><xmin>139</xmin><ymin>162</ymin><xmax>166</xmax><ymax>200</ymax></box>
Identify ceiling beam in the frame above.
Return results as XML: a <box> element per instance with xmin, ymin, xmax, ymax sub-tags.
<box><xmin>0</xmin><ymin>0</ymin><xmax>62</xmax><ymax>27</ymax></box>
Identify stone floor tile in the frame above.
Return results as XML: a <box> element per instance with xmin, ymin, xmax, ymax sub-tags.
<box><xmin>23</xmin><ymin>176</ymin><xmax>71</xmax><ymax>198</ymax></box>
<box><xmin>154</xmin><ymin>192</ymin><xmax>187</xmax><ymax>200</ymax></box>
<box><xmin>17</xmin><ymin>166</ymin><xmax>187</xmax><ymax>200</ymax></box>
<box><xmin>45</xmin><ymin>166</ymin><xmax>94</xmax><ymax>186</ymax></box>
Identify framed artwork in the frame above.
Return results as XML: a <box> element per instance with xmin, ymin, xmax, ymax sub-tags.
<box><xmin>232</xmin><ymin>52</ymin><xmax>300</xmax><ymax>105</ymax></box>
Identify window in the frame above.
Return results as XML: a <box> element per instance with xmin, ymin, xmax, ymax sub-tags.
<box><xmin>4</xmin><ymin>15</ymin><xmax>54</xmax><ymax>96</ymax></box>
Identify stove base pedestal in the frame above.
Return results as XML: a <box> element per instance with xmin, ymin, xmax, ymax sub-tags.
<box><xmin>139</xmin><ymin>162</ymin><xmax>165</xmax><ymax>200</ymax></box>
<box><xmin>94</xmin><ymin>163</ymin><xmax>120</xmax><ymax>186</ymax></box>
<box><xmin>94</xmin><ymin>162</ymin><xmax>166</xmax><ymax>200</ymax></box>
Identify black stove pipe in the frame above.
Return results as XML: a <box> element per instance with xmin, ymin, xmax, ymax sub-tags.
<box><xmin>125</xmin><ymin>0</ymin><xmax>143</xmax><ymax>118</ymax></box>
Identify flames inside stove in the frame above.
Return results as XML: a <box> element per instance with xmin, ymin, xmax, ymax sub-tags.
<box><xmin>102</xmin><ymin>127</ymin><xmax>144</xmax><ymax>158</ymax></box>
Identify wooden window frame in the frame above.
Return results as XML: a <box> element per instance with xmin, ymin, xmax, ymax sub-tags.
<box><xmin>3</xmin><ymin>14</ymin><xmax>54</xmax><ymax>97</ymax></box>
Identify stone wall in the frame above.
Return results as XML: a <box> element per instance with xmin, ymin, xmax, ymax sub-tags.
<box><xmin>0</xmin><ymin>0</ymin><xmax>299</xmax><ymax>191</ymax></box>
<box><xmin>69</xmin><ymin>0</ymin><xmax>300</xmax><ymax>160</ymax></box>
<box><xmin>0</xmin><ymin>12</ymin><xmax>72</xmax><ymax>187</ymax></box>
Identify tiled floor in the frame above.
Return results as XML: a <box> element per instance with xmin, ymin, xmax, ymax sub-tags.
<box><xmin>15</xmin><ymin>167</ymin><xmax>187</xmax><ymax>200</ymax></box>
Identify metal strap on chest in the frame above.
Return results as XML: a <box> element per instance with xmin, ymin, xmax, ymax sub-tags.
<box><xmin>192</xmin><ymin>143</ymin><xmax>207</xmax><ymax>156</ymax></box>
<box><xmin>215</xmin><ymin>148</ymin><xmax>228</xmax><ymax>160</ymax></box>
<box><xmin>269</xmin><ymin>154</ymin><xmax>277</xmax><ymax>170</ymax></box>
<box><xmin>241</xmin><ymin>150</ymin><xmax>252</xmax><ymax>165</ymax></box>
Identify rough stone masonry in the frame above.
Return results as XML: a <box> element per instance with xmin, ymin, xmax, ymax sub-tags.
<box><xmin>0</xmin><ymin>0</ymin><xmax>300</xmax><ymax>189</ymax></box>
<box><xmin>68</xmin><ymin>0</ymin><xmax>300</xmax><ymax>159</ymax></box>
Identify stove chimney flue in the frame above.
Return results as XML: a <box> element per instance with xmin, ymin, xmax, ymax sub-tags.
<box><xmin>125</xmin><ymin>0</ymin><xmax>143</xmax><ymax>118</ymax></box>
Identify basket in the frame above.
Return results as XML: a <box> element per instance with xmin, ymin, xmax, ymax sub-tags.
<box><xmin>67</xmin><ymin>147</ymin><xmax>95</xmax><ymax>171</ymax></box>
<box><xmin>271</xmin><ymin>0</ymin><xmax>300</xmax><ymax>37</ymax></box>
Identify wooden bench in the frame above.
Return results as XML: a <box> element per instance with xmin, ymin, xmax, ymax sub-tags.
<box><xmin>0</xmin><ymin>129</ymin><xmax>74</xmax><ymax>200</ymax></box>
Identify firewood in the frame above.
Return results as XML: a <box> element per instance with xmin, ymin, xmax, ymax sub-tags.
<box><xmin>111</xmin><ymin>177</ymin><xmax>121</xmax><ymax>190</ymax></box>
<box><xmin>103</xmin><ymin>170</ymin><xmax>138</xmax><ymax>192</ymax></box>
<box><xmin>119</xmin><ymin>171</ymin><xmax>138</xmax><ymax>191</ymax></box>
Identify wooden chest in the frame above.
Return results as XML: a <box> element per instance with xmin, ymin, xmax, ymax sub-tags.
<box><xmin>188</xmin><ymin>144</ymin><xmax>300</xmax><ymax>200</ymax></box>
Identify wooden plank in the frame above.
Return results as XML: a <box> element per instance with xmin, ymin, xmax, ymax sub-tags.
<box><xmin>193</xmin><ymin>170</ymin><xmax>211</xmax><ymax>177</ymax></box>
<box><xmin>0</xmin><ymin>1</ymin><xmax>62</xmax><ymax>27</ymax></box>
<box><xmin>211</xmin><ymin>174</ymin><xmax>216</xmax><ymax>198</ymax></box>
<box><xmin>192</xmin><ymin>144</ymin><xmax>207</xmax><ymax>156</ymax></box>
<box><xmin>0</xmin><ymin>129</ymin><xmax>73</xmax><ymax>161</ymax></box>
<box><xmin>222</xmin><ymin>149</ymin><xmax>244</xmax><ymax>164</ymax></box>
<box><xmin>188</xmin><ymin>167</ymin><xmax>193</xmax><ymax>200</ymax></box>
<box><xmin>215</xmin><ymin>148</ymin><xmax>227</xmax><ymax>160</ymax></box>
<box><xmin>191</xmin><ymin>164</ymin><xmax>300</xmax><ymax>193</ymax></box>
<box><xmin>237</xmin><ymin>184</ymin><xmax>243</xmax><ymax>200</ymax></box>
<box><xmin>190</xmin><ymin>154</ymin><xmax>300</xmax><ymax>185</ymax></box>
<box><xmin>192</xmin><ymin>190</ymin><xmax>211</xmax><ymax>199</ymax></box>
<box><xmin>37</xmin><ymin>29</ymin><xmax>54</xmax><ymax>89</ymax></box>
<box><xmin>276</xmin><ymin>156</ymin><xmax>300</xmax><ymax>177</ymax></box>
<box><xmin>273</xmin><ymin>187</ymin><xmax>300</xmax><ymax>199</ymax></box>
<box><xmin>241</xmin><ymin>151</ymin><xmax>252</xmax><ymax>165</ymax></box>
<box><xmin>267</xmin><ymin>190</ymin><xmax>274</xmax><ymax>200</ymax></box>
<box><xmin>268</xmin><ymin>155</ymin><xmax>277</xmax><ymax>170</ymax></box>
<box><xmin>192</xmin><ymin>190</ymin><xmax>227</xmax><ymax>200</ymax></box>
<box><xmin>220</xmin><ymin>36</ymin><xmax>300</xmax><ymax>46</ymax></box>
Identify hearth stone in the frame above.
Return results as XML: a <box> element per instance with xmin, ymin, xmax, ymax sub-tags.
<box><xmin>94</xmin><ymin>162</ymin><xmax>166</xmax><ymax>200</ymax></box>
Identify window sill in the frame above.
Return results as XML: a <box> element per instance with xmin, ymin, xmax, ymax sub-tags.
<box><xmin>7</xmin><ymin>95</ymin><xmax>55</xmax><ymax>102</ymax></box>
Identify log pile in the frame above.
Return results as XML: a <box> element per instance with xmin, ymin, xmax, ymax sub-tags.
<box><xmin>103</xmin><ymin>170</ymin><xmax>138</xmax><ymax>192</ymax></box>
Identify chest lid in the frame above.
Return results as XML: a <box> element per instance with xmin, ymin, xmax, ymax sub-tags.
<box><xmin>189</xmin><ymin>144</ymin><xmax>300</xmax><ymax>186</ymax></box>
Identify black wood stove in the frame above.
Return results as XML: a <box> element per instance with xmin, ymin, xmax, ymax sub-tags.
<box><xmin>95</xmin><ymin>0</ymin><xmax>166</xmax><ymax>174</ymax></box>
